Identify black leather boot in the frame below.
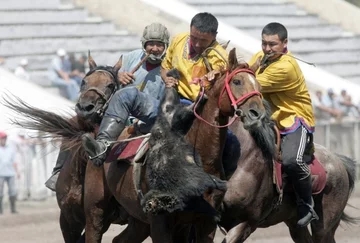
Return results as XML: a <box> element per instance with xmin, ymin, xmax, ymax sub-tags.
<box><xmin>293</xmin><ymin>175</ymin><xmax>319</xmax><ymax>227</ymax></box>
<box><xmin>10</xmin><ymin>196</ymin><xmax>18</xmax><ymax>214</ymax></box>
<box><xmin>82</xmin><ymin>117</ymin><xmax>125</xmax><ymax>166</ymax></box>
<box><xmin>45</xmin><ymin>149</ymin><xmax>70</xmax><ymax>191</ymax></box>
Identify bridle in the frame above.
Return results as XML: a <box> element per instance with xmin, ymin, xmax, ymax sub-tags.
<box><xmin>79</xmin><ymin>69</ymin><xmax>118</xmax><ymax>118</ymax></box>
<box><xmin>193</xmin><ymin>68</ymin><xmax>262</xmax><ymax>128</ymax></box>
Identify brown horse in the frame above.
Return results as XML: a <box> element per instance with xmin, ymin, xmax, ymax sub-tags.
<box><xmin>6</xmin><ymin>48</ymin><xmax>266</xmax><ymax>242</ymax></box>
<box><xmin>2</xmin><ymin>55</ymin><xmax>134</xmax><ymax>243</ymax></box>
<box><xmin>81</xmin><ymin>48</ymin><xmax>266</xmax><ymax>243</ymax></box>
<box><xmin>218</xmin><ymin>58</ymin><xmax>358</xmax><ymax>242</ymax></box>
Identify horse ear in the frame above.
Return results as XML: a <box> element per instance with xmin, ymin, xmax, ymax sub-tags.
<box><xmin>228</xmin><ymin>48</ymin><xmax>238</xmax><ymax>70</ymax></box>
<box><xmin>220</xmin><ymin>40</ymin><xmax>230</xmax><ymax>50</ymax></box>
<box><xmin>113</xmin><ymin>55</ymin><xmax>123</xmax><ymax>74</ymax></box>
<box><xmin>249</xmin><ymin>56</ymin><xmax>261</xmax><ymax>73</ymax></box>
<box><xmin>88</xmin><ymin>50</ymin><xmax>97</xmax><ymax>70</ymax></box>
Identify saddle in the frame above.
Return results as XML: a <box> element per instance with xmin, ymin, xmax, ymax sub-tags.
<box><xmin>272</xmin><ymin>126</ymin><xmax>327</xmax><ymax>196</ymax></box>
<box><xmin>106</xmin><ymin>126</ymin><xmax>150</xmax><ymax>164</ymax></box>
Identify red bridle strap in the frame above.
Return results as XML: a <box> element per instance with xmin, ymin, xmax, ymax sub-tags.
<box><xmin>218</xmin><ymin>68</ymin><xmax>262</xmax><ymax>109</ymax></box>
<box><xmin>193</xmin><ymin>86</ymin><xmax>239</xmax><ymax>128</ymax></box>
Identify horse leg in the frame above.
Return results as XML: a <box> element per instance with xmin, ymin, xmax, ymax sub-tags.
<box><xmin>310</xmin><ymin>194</ymin><xmax>340</xmax><ymax>243</ymax></box>
<box><xmin>285</xmin><ymin>220</ymin><xmax>313</xmax><ymax>243</ymax></box>
<box><xmin>112</xmin><ymin>217</ymin><xmax>150</xmax><ymax>243</ymax></box>
<box><xmin>59</xmin><ymin>211</ymin><xmax>84</xmax><ymax>243</ymax></box>
<box><xmin>311</xmin><ymin>219</ymin><xmax>339</xmax><ymax>243</ymax></box>
<box><xmin>84</xmin><ymin>205</ymin><xmax>109</xmax><ymax>243</ymax></box>
<box><xmin>194</xmin><ymin>216</ymin><xmax>217</xmax><ymax>243</ymax></box>
<box><xmin>221</xmin><ymin>222</ymin><xmax>255</xmax><ymax>243</ymax></box>
<box><xmin>149</xmin><ymin>215</ymin><xmax>174</xmax><ymax>243</ymax></box>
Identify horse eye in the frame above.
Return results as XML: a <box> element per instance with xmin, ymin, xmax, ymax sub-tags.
<box><xmin>80</xmin><ymin>80</ymin><xmax>86</xmax><ymax>87</ymax></box>
<box><xmin>233</xmin><ymin>79</ymin><xmax>242</xmax><ymax>85</ymax></box>
<box><xmin>107</xmin><ymin>83</ymin><xmax>115</xmax><ymax>90</ymax></box>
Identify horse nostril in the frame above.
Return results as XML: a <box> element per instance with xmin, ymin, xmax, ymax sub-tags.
<box><xmin>248</xmin><ymin>109</ymin><xmax>260</xmax><ymax>119</ymax></box>
<box><xmin>84</xmin><ymin>104</ymin><xmax>95</xmax><ymax>112</ymax></box>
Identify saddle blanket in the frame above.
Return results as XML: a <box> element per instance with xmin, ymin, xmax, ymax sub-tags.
<box><xmin>106</xmin><ymin>136</ymin><xmax>149</xmax><ymax>163</ymax></box>
<box><xmin>274</xmin><ymin>157</ymin><xmax>327</xmax><ymax>195</ymax></box>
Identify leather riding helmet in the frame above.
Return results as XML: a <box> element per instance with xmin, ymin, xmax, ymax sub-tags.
<box><xmin>141</xmin><ymin>23</ymin><xmax>170</xmax><ymax>64</ymax></box>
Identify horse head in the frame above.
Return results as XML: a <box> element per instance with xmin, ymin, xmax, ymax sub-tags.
<box><xmin>75</xmin><ymin>52</ymin><xmax>121</xmax><ymax>121</ymax></box>
<box><xmin>213</xmin><ymin>48</ymin><xmax>266</xmax><ymax>129</ymax></box>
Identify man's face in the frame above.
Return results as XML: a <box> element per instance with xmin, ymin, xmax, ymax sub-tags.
<box><xmin>145</xmin><ymin>41</ymin><xmax>165</xmax><ymax>57</ymax></box>
<box><xmin>261</xmin><ymin>34</ymin><xmax>287</xmax><ymax>60</ymax></box>
<box><xmin>316</xmin><ymin>91</ymin><xmax>322</xmax><ymax>99</ymax></box>
<box><xmin>190</xmin><ymin>26</ymin><xmax>216</xmax><ymax>55</ymax></box>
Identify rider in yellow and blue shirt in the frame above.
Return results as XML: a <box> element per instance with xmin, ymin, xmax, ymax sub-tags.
<box><xmin>248</xmin><ymin>22</ymin><xmax>318</xmax><ymax>227</ymax></box>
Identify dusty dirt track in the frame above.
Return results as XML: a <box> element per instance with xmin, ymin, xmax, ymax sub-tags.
<box><xmin>1</xmin><ymin>192</ymin><xmax>360</xmax><ymax>242</ymax></box>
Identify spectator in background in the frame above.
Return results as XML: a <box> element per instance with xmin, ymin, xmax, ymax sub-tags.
<box><xmin>74</xmin><ymin>54</ymin><xmax>87</xmax><ymax>74</ymax></box>
<box><xmin>0</xmin><ymin>131</ymin><xmax>20</xmax><ymax>215</ymax></box>
<box><xmin>321</xmin><ymin>88</ymin><xmax>343</xmax><ymax>120</ymax></box>
<box><xmin>337</xmin><ymin>89</ymin><xmax>360</xmax><ymax>118</ymax></box>
<box><xmin>312</xmin><ymin>90</ymin><xmax>342</xmax><ymax>121</ymax></box>
<box><xmin>14</xmin><ymin>58</ymin><xmax>30</xmax><ymax>81</ymax></box>
<box><xmin>68</xmin><ymin>53</ymin><xmax>86</xmax><ymax>86</ymax></box>
<box><xmin>0</xmin><ymin>57</ymin><xmax>5</xmax><ymax>65</ymax></box>
<box><xmin>48</xmin><ymin>49</ymin><xmax>80</xmax><ymax>102</ymax></box>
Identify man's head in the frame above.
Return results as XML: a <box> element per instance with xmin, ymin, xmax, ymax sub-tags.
<box><xmin>79</xmin><ymin>54</ymin><xmax>87</xmax><ymax>64</ymax></box>
<box><xmin>261</xmin><ymin>22</ymin><xmax>288</xmax><ymax>61</ymax></box>
<box><xmin>341</xmin><ymin>89</ymin><xmax>347</xmax><ymax>97</ymax></box>
<box><xmin>328</xmin><ymin>88</ymin><xmax>335</xmax><ymax>99</ymax></box>
<box><xmin>190</xmin><ymin>12</ymin><xmax>218</xmax><ymax>55</ymax></box>
<box><xmin>315</xmin><ymin>90</ymin><xmax>322</xmax><ymax>99</ymax></box>
<box><xmin>57</xmin><ymin>48</ymin><xmax>67</xmax><ymax>60</ymax></box>
<box><xmin>0</xmin><ymin>131</ymin><xmax>7</xmax><ymax>146</ymax></box>
<box><xmin>141</xmin><ymin>23</ymin><xmax>170</xmax><ymax>64</ymax></box>
<box><xmin>20</xmin><ymin>58</ymin><xmax>28</xmax><ymax>68</ymax></box>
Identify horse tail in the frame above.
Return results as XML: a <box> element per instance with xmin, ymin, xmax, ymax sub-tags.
<box><xmin>2</xmin><ymin>96</ymin><xmax>94</xmax><ymax>150</ymax></box>
<box><xmin>337</xmin><ymin>154</ymin><xmax>360</xmax><ymax>225</ymax></box>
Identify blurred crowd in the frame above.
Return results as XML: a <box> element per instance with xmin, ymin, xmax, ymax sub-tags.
<box><xmin>0</xmin><ymin>49</ymin><xmax>87</xmax><ymax>102</ymax></box>
<box><xmin>312</xmin><ymin>88</ymin><xmax>360</xmax><ymax>123</ymax></box>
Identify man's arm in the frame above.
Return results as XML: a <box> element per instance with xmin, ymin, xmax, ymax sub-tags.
<box><xmin>257</xmin><ymin>61</ymin><xmax>298</xmax><ymax>93</ymax></box>
<box><xmin>161</xmin><ymin>35</ymin><xmax>179</xmax><ymax>87</ymax></box>
<box><xmin>161</xmin><ymin>66</ymin><xmax>178</xmax><ymax>88</ymax></box>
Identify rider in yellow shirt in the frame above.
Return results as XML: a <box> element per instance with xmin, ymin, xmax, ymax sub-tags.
<box><xmin>248</xmin><ymin>22</ymin><xmax>318</xmax><ymax>227</ymax></box>
<box><xmin>161</xmin><ymin>30</ymin><xmax>227</xmax><ymax>101</ymax></box>
<box><xmin>82</xmin><ymin>13</ymin><xmax>230</xmax><ymax>169</ymax></box>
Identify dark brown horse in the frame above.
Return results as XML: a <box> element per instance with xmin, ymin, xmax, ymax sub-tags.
<box><xmin>2</xmin><ymin>55</ymin><xmax>134</xmax><ymax>243</ymax></box>
<box><xmin>81</xmin><ymin>48</ymin><xmax>266</xmax><ymax>243</ymax></box>
<box><xmin>218</xmin><ymin>57</ymin><xmax>358</xmax><ymax>242</ymax></box>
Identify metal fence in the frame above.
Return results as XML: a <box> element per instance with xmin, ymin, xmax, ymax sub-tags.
<box><xmin>314</xmin><ymin>118</ymin><xmax>360</xmax><ymax>179</ymax></box>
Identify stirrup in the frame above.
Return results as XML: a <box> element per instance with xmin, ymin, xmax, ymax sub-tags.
<box><xmin>297</xmin><ymin>200</ymin><xmax>319</xmax><ymax>227</ymax></box>
<box><xmin>88</xmin><ymin>140</ymin><xmax>111</xmax><ymax>160</ymax></box>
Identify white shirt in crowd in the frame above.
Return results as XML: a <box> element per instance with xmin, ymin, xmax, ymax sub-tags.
<box><xmin>14</xmin><ymin>66</ymin><xmax>30</xmax><ymax>81</ymax></box>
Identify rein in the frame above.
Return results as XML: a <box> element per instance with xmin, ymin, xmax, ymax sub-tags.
<box><xmin>193</xmin><ymin>68</ymin><xmax>262</xmax><ymax>128</ymax></box>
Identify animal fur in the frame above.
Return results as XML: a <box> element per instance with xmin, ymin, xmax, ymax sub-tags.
<box><xmin>142</xmin><ymin>87</ymin><xmax>227</xmax><ymax>216</ymax></box>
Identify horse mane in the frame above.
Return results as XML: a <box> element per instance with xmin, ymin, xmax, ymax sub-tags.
<box><xmin>247</xmin><ymin>99</ymin><xmax>276</xmax><ymax>161</ymax></box>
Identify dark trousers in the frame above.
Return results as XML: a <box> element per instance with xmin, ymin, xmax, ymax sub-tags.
<box><xmin>281</xmin><ymin>125</ymin><xmax>314</xmax><ymax>181</ymax></box>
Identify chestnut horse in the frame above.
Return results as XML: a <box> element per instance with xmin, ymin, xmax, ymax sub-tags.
<box><xmin>219</xmin><ymin>57</ymin><xmax>358</xmax><ymax>242</ymax></box>
<box><xmin>2</xmin><ymin>55</ymin><xmax>137</xmax><ymax>243</ymax></box>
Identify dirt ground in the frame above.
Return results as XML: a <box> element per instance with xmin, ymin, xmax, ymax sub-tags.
<box><xmin>1</xmin><ymin>187</ymin><xmax>360</xmax><ymax>243</ymax></box>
